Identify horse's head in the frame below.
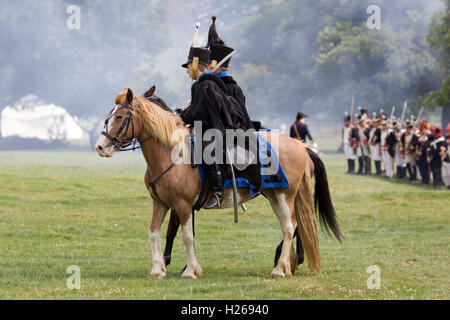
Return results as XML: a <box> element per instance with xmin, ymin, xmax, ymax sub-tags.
<box><xmin>95</xmin><ymin>88</ymin><xmax>140</xmax><ymax>157</ymax></box>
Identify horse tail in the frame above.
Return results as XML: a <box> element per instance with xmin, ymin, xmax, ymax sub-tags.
<box><xmin>295</xmin><ymin>158</ymin><xmax>321</xmax><ymax>272</ymax></box>
<box><xmin>306</xmin><ymin>148</ymin><xmax>343</xmax><ymax>242</ymax></box>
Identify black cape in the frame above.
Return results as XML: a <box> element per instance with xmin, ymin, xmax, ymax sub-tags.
<box><xmin>181</xmin><ymin>73</ymin><xmax>261</xmax><ymax>194</ymax></box>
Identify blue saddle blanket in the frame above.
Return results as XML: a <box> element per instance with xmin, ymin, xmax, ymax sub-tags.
<box><xmin>196</xmin><ymin>132</ymin><xmax>289</xmax><ymax>197</ymax></box>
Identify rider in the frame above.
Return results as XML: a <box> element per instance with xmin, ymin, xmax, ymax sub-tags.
<box><xmin>180</xmin><ymin>46</ymin><xmax>240</xmax><ymax>209</ymax></box>
<box><xmin>206</xmin><ymin>16</ymin><xmax>255</xmax><ymax>131</ymax></box>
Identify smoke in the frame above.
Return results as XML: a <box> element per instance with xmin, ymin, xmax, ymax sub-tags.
<box><xmin>0</xmin><ymin>0</ymin><xmax>446</xmax><ymax>132</ymax></box>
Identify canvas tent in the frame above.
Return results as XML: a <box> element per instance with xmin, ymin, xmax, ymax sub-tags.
<box><xmin>0</xmin><ymin>95</ymin><xmax>89</xmax><ymax>145</ymax></box>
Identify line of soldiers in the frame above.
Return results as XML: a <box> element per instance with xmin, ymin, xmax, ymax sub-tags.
<box><xmin>342</xmin><ymin>108</ymin><xmax>450</xmax><ymax>189</ymax></box>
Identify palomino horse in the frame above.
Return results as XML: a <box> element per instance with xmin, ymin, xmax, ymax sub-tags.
<box><xmin>95</xmin><ymin>88</ymin><xmax>342</xmax><ymax>279</ymax></box>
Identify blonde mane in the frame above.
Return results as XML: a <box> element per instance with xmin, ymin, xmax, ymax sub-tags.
<box><xmin>133</xmin><ymin>97</ymin><xmax>189</xmax><ymax>157</ymax></box>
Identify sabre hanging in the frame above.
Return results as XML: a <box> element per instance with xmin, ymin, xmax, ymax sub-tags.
<box><xmin>225</xmin><ymin>148</ymin><xmax>239</xmax><ymax>223</ymax></box>
<box><xmin>212</xmin><ymin>50</ymin><xmax>237</xmax><ymax>73</ymax></box>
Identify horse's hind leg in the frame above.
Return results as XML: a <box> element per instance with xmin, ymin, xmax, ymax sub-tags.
<box><xmin>163</xmin><ymin>209</ymin><xmax>180</xmax><ymax>267</ymax></box>
<box><xmin>149</xmin><ymin>201</ymin><xmax>169</xmax><ymax>280</ymax></box>
<box><xmin>265</xmin><ymin>190</ymin><xmax>296</xmax><ymax>278</ymax></box>
<box><xmin>180</xmin><ymin>211</ymin><xmax>202</xmax><ymax>279</ymax></box>
<box><xmin>274</xmin><ymin>229</ymin><xmax>304</xmax><ymax>274</ymax></box>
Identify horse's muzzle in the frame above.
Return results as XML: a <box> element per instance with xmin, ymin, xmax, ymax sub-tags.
<box><xmin>95</xmin><ymin>143</ymin><xmax>115</xmax><ymax>157</ymax></box>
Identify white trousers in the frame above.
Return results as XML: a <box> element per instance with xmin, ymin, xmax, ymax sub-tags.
<box><xmin>382</xmin><ymin>150</ymin><xmax>394</xmax><ymax>178</ymax></box>
<box><xmin>369</xmin><ymin>144</ymin><xmax>380</xmax><ymax>161</ymax></box>
<box><xmin>395</xmin><ymin>150</ymin><xmax>404</xmax><ymax>166</ymax></box>
<box><xmin>443</xmin><ymin>162</ymin><xmax>450</xmax><ymax>186</ymax></box>
<box><xmin>344</xmin><ymin>144</ymin><xmax>355</xmax><ymax>160</ymax></box>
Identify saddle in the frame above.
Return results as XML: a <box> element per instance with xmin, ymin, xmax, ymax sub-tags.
<box><xmin>190</xmin><ymin>130</ymin><xmax>289</xmax><ymax>212</ymax></box>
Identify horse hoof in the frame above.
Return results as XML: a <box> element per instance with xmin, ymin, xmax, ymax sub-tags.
<box><xmin>194</xmin><ymin>264</ymin><xmax>203</xmax><ymax>278</ymax></box>
<box><xmin>151</xmin><ymin>270</ymin><xmax>166</xmax><ymax>280</ymax></box>
<box><xmin>271</xmin><ymin>269</ymin><xmax>286</xmax><ymax>278</ymax></box>
<box><xmin>181</xmin><ymin>271</ymin><xmax>197</xmax><ymax>280</ymax></box>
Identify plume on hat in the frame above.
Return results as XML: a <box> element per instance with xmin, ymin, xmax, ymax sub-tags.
<box><xmin>206</xmin><ymin>16</ymin><xmax>225</xmax><ymax>48</ymax></box>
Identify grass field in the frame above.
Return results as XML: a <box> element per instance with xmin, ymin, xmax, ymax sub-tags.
<box><xmin>0</xmin><ymin>145</ymin><xmax>448</xmax><ymax>299</ymax></box>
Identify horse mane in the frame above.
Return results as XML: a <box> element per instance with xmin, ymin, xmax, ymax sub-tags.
<box><xmin>133</xmin><ymin>97</ymin><xmax>189</xmax><ymax>157</ymax></box>
<box><xmin>143</xmin><ymin>90</ymin><xmax>172</xmax><ymax>112</ymax></box>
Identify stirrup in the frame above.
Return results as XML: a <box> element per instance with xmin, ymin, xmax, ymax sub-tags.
<box><xmin>203</xmin><ymin>192</ymin><xmax>223</xmax><ymax>209</ymax></box>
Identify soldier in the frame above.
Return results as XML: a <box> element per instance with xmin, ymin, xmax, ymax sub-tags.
<box><xmin>290</xmin><ymin>112</ymin><xmax>315</xmax><ymax>144</ymax></box>
<box><xmin>381</xmin><ymin>119</ymin><xmax>395</xmax><ymax>178</ymax></box>
<box><xmin>180</xmin><ymin>46</ymin><xmax>246</xmax><ymax>208</ymax></box>
<box><xmin>357</xmin><ymin>116</ymin><xmax>370</xmax><ymax>174</ymax></box>
<box><xmin>350</xmin><ymin>114</ymin><xmax>362</xmax><ymax>173</ymax></box>
<box><xmin>416</xmin><ymin>120</ymin><xmax>431</xmax><ymax>185</ymax></box>
<box><xmin>369</xmin><ymin>115</ymin><xmax>382</xmax><ymax>175</ymax></box>
<box><xmin>393</xmin><ymin>120</ymin><xmax>406</xmax><ymax>179</ymax></box>
<box><xmin>401</xmin><ymin>120</ymin><xmax>418</xmax><ymax>181</ymax></box>
<box><xmin>363</xmin><ymin>118</ymin><xmax>373</xmax><ymax>174</ymax></box>
<box><xmin>442</xmin><ymin>123</ymin><xmax>450</xmax><ymax>189</ymax></box>
<box><xmin>342</xmin><ymin>114</ymin><xmax>355</xmax><ymax>173</ymax></box>
<box><xmin>427</xmin><ymin>126</ymin><xmax>447</xmax><ymax>188</ymax></box>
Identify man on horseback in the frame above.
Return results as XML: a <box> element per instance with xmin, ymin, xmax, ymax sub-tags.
<box><xmin>180</xmin><ymin>46</ymin><xmax>250</xmax><ymax>209</ymax></box>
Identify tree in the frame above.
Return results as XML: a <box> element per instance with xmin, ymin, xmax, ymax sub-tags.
<box><xmin>424</xmin><ymin>0</ymin><xmax>450</xmax><ymax>127</ymax></box>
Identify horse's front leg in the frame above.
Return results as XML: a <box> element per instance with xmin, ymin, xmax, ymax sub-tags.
<box><xmin>149</xmin><ymin>201</ymin><xmax>169</xmax><ymax>280</ymax></box>
<box><xmin>180</xmin><ymin>211</ymin><xmax>202</xmax><ymax>279</ymax></box>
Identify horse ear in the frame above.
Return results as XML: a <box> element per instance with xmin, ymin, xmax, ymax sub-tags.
<box><xmin>144</xmin><ymin>85</ymin><xmax>156</xmax><ymax>97</ymax></box>
<box><xmin>125</xmin><ymin>88</ymin><xmax>134</xmax><ymax>104</ymax></box>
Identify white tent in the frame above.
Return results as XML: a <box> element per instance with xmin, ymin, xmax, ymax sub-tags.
<box><xmin>1</xmin><ymin>95</ymin><xmax>89</xmax><ymax>144</ymax></box>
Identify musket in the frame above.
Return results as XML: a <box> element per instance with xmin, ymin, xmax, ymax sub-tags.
<box><xmin>416</xmin><ymin>106</ymin><xmax>424</xmax><ymax>124</ymax></box>
<box><xmin>389</xmin><ymin>106</ymin><xmax>396</xmax><ymax>121</ymax></box>
<box><xmin>400</xmin><ymin>101</ymin><xmax>407</xmax><ymax>124</ymax></box>
<box><xmin>350</xmin><ymin>96</ymin><xmax>355</xmax><ymax>124</ymax></box>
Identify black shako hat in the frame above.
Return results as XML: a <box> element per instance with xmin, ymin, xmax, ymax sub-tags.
<box><xmin>207</xmin><ymin>16</ymin><xmax>234</xmax><ymax>68</ymax></box>
<box><xmin>181</xmin><ymin>47</ymin><xmax>210</xmax><ymax>68</ymax></box>
<box><xmin>296</xmin><ymin>112</ymin><xmax>307</xmax><ymax>121</ymax></box>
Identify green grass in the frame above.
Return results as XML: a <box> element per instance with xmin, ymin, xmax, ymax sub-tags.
<box><xmin>0</xmin><ymin>149</ymin><xmax>448</xmax><ymax>300</ymax></box>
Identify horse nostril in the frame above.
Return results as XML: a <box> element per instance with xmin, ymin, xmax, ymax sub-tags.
<box><xmin>97</xmin><ymin>145</ymin><xmax>103</xmax><ymax>151</ymax></box>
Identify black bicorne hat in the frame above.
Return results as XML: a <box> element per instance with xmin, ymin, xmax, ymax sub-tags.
<box><xmin>182</xmin><ymin>47</ymin><xmax>210</xmax><ymax>68</ymax></box>
<box><xmin>207</xmin><ymin>16</ymin><xmax>234</xmax><ymax>68</ymax></box>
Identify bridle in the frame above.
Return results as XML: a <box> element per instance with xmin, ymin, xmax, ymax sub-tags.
<box><xmin>100</xmin><ymin>97</ymin><xmax>177</xmax><ymax>207</ymax></box>
<box><xmin>101</xmin><ymin>100</ymin><xmax>152</xmax><ymax>152</ymax></box>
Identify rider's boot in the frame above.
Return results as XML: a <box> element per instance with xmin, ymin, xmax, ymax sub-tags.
<box><xmin>204</xmin><ymin>165</ymin><xmax>224</xmax><ymax>209</ymax></box>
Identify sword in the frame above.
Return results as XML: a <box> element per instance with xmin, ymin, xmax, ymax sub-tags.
<box><xmin>212</xmin><ymin>50</ymin><xmax>237</xmax><ymax>73</ymax></box>
<box><xmin>225</xmin><ymin>147</ymin><xmax>239</xmax><ymax>223</ymax></box>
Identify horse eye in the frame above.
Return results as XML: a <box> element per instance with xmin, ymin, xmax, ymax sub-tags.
<box><xmin>116</xmin><ymin>115</ymin><xmax>123</xmax><ymax>120</ymax></box>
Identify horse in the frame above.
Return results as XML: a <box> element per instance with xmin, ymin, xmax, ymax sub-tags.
<box><xmin>95</xmin><ymin>87</ymin><xmax>342</xmax><ymax>279</ymax></box>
